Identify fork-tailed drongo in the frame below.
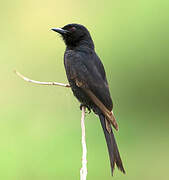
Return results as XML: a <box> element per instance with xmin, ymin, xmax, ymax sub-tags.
<box><xmin>51</xmin><ymin>24</ymin><xmax>125</xmax><ymax>175</ymax></box>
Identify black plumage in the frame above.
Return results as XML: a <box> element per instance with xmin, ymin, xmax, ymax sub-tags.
<box><xmin>51</xmin><ymin>24</ymin><xmax>125</xmax><ymax>175</ymax></box>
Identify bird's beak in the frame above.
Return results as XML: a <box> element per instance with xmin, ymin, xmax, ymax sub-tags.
<box><xmin>51</xmin><ymin>28</ymin><xmax>68</xmax><ymax>35</ymax></box>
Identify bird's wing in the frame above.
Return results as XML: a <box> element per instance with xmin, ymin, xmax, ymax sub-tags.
<box><xmin>64</xmin><ymin>51</ymin><xmax>118</xmax><ymax>130</ymax></box>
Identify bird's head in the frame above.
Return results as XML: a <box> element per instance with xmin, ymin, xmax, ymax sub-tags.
<box><xmin>51</xmin><ymin>23</ymin><xmax>94</xmax><ymax>48</ymax></box>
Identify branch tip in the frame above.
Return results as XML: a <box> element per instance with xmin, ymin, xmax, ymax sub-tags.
<box><xmin>14</xmin><ymin>69</ymin><xmax>70</xmax><ymax>88</ymax></box>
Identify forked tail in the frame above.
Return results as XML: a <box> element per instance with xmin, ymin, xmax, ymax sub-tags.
<box><xmin>99</xmin><ymin>113</ymin><xmax>125</xmax><ymax>175</ymax></box>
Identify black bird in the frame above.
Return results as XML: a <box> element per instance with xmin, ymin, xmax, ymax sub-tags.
<box><xmin>51</xmin><ymin>24</ymin><xmax>125</xmax><ymax>175</ymax></box>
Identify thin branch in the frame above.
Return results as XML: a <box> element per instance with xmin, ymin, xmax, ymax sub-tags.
<box><xmin>14</xmin><ymin>70</ymin><xmax>70</xmax><ymax>88</ymax></box>
<box><xmin>80</xmin><ymin>106</ymin><xmax>87</xmax><ymax>180</ymax></box>
<box><xmin>15</xmin><ymin>70</ymin><xmax>88</xmax><ymax>179</ymax></box>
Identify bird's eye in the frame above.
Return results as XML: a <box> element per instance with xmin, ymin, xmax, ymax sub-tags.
<box><xmin>70</xmin><ymin>27</ymin><xmax>76</xmax><ymax>32</ymax></box>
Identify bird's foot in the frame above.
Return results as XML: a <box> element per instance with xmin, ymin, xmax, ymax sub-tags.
<box><xmin>80</xmin><ymin>104</ymin><xmax>91</xmax><ymax>114</ymax></box>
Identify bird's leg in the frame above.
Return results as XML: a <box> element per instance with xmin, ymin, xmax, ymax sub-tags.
<box><xmin>80</xmin><ymin>104</ymin><xmax>91</xmax><ymax>114</ymax></box>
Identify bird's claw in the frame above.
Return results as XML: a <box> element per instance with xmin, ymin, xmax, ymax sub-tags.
<box><xmin>86</xmin><ymin>107</ymin><xmax>91</xmax><ymax>114</ymax></box>
<box><xmin>80</xmin><ymin>104</ymin><xmax>91</xmax><ymax>114</ymax></box>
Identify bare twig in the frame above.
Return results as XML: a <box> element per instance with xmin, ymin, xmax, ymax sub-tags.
<box><xmin>80</xmin><ymin>106</ymin><xmax>87</xmax><ymax>180</ymax></box>
<box><xmin>14</xmin><ymin>70</ymin><xmax>70</xmax><ymax>88</ymax></box>
<box><xmin>15</xmin><ymin>70</ymin><xmax>88</xmax><ymax>179</ymax></box>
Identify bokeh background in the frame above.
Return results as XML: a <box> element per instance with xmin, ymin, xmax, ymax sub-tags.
<box><xmin>1</xmin><ymin>0</ymin><xmax>169</xmax><ymax>179</ymax></box>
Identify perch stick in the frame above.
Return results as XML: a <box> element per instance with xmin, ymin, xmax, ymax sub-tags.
<box><xmin>14</xmin><ymin>70</ymin><xmax>70</xmax><ymax>87</ymax></box>
<box><xmin>80</xmin><ymin>106</ymin><xmax>87</xmax><ymax>180</ymax></box>
<box><xmin>15</xmin><ymin>70</ymin><xmax>88</xmax><ymax>179</ymax></box>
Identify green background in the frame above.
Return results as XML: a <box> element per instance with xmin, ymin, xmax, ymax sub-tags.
<box><xmin>1</xmin><ymin>0</ymin><xmax>169</xmax><ymax>179</ymax></box>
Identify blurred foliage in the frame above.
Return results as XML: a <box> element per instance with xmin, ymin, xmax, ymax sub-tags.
<box><xmin>0</xmin><ymin>0</ymin><xmax>169</xmax><ymax>179</ymax></box>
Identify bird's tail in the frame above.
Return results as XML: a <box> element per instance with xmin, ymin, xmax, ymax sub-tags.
<box><xmin>99</xmin><ymin>113</ymin><xmax>125</xmax><ymax>175</ymax></box>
